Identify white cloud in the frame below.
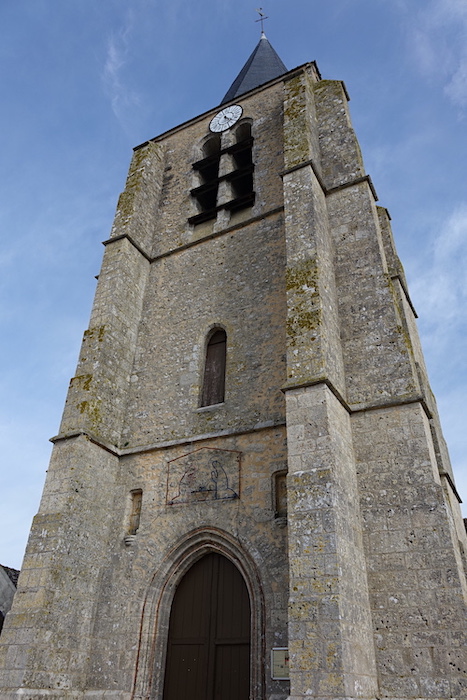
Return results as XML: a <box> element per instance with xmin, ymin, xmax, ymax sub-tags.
<box><xmin>408</xmin><ymin>204</ymin><xmax>467</xmax><ymax>511</ymax></box>
<box><xmin>408</xmin><ymin>0</ymin><xmax>467</xmax><ymax>110</ymax></box>
<box><xmin>102</xmin><ymin>10</ymin><xmax>142</xmax><ymax>132</ymax></box>
<box><xmin>412</xmin><ymin>204</ymin><xmax>467</xmax><ymax>317</ymax></box>
<box><xmin>446</xmin><ymin>60</ymin><xmax>467</xmax><ymax>108</ymax></box>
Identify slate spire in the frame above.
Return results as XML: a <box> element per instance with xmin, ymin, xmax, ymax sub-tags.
<box><xmin>221</xmin><ymin>32</ymin><xmax>287</xmax><ymax>104</ymax></box>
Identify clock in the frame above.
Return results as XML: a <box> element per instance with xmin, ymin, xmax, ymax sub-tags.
<box><xmin>209</xmin><ymin>105</ymin><xmax>243</xmax><ymax>132</ymax></box>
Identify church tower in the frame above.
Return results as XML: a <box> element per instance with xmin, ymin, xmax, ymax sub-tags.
<box><xmin>1</xmin><ymin>34</ymin><xmax>466</xmax><ymax>700</ymax></box>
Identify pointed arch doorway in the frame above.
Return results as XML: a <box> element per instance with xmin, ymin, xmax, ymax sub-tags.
<box><xmin>163</xmin><ymin>552</ymin><xmax>251</xmax><ymax>700</ymax></box>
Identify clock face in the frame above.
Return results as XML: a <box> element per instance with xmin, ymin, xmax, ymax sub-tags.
<box><xmin>209</xmin><ymin>105</ymin><xmax>243</xmax><ymax>132</ymax></box>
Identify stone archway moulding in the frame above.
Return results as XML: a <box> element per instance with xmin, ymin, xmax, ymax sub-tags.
<box><xmin>131</xmin><ymin>526</ymin><xmax>265</xmax><ymax>700</ymax></box>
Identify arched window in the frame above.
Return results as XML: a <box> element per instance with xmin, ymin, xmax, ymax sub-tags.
<box><xmin>225</xmin><ymin>122</ymin><xmax>254</xmax><ymax>213</ymax></box>
<box><xmin>201</xmin><ymin>329</ymin><xmax>226</xmax><ymax>407</ymax></box>
<box><xmin>189</xmin><ymin>136</ymin><xmax>221</xmax><ymax>225</ymax></box>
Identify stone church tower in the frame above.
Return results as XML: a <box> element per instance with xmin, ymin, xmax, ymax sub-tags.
<box><xmin>1</xmin><ymin>34</ymin><xmax>466</xmax><ymax>700</ymax></box>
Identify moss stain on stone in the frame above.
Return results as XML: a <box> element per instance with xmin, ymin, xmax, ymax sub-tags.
<box><xmin>71</xmin><ymin>374</ymin><xmax>93</xmax><ymax>391</ymax></box>
<box><xmin>77</xmin><ymin>399</ymin><xmax>102</xmax><ymax>431</ymax></box>
<box><xmin>114</xmin><ymin>143</ymin><xmax>162</xmax><ymax>225</ymax></box>
<box><xmin>286</xmin><ymin>259</ymin><xmax>321</xmax><ymax>346</ymax></box>
<box><xmin>84</xmin><ymin>325</ymin><xmax>106</xmax><ymax>343</ymax></box>
<box><xmin>314</xmin><ymin>79</ymin><xmax>342</xmax><ymax>97</ymax></box>
<box><xmin>284</xmin><ymin>75</ymin><xmax>312</xmax><ymax>167</ymax></box>
<box><xmin>284</xmin><ymin>89</ymin><xmax>305</xmax><ymax>122</ymax></box>
<box><xmin>286</xmin><ymin>259</ymin><xmax>318</xmax><ymax>293</ymax></box>
<box><xmin>386</xmin><ymin>275</ymin><xmax>417</xmax><ymax>362</ymax></box>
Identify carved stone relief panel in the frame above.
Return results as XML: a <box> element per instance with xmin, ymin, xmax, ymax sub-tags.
<box><xmin>166</xmin><ymin>447</ymin><xmax>241</xmax><ymax>505</ymax></box>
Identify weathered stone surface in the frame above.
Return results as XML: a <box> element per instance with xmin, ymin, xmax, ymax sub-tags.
<box><xmin>1</xmin><ymin>60</ymin><xmax>466</xmax><ymax>700</ymax></box>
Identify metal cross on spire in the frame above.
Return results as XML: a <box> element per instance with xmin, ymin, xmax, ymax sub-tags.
<box><xmin>255</xmin><ymin>8</ymin><xmax>269</xmax><ymax>34</ymax></box>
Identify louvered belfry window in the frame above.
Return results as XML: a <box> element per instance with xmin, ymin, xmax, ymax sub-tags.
<box><xmin>225</xmin><ymin>122</ymin><xmax>254</xmax><ymax>213</ymax></box>
<box><xmin>189</xmin><ymin>124</ymin><xmax>255</xmax><ymax>226</ymax></box>
<box><xmin>190</xmin><ymin>135</ymin><xmax>221</xmax><ymax>225</ymax></box>
<box><xmin>201</xmin><ymin>329</ymin><xmax>226</xmax><ymax>407</ymax></box>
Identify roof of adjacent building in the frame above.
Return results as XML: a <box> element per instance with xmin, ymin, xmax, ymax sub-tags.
<box><xmin>1</xmin><ymin>566</ymin><xmax>19</xmax><ymax>587</ymax></box>
<box><xmin>221</xmin><ymin>32</ymin><xmax>287</xmax><ymax>104</ymax></box>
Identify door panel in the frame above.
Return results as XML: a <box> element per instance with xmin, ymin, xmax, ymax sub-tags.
<box><xmin>164</xmin><ymin>643</ymin><xmax>208</xmax><ymax>699</ymax></box>
<box><xmin>163</xmin><ymin>553</ymin><xmax>251</xmax><ymax>700</ymax></box>
<box><xmin>214</xmin><ymin>643</ymin><xmax>250</xmax><ymax>699</ymax></box>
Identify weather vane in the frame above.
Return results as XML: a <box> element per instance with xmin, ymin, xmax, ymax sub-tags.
<box><xmin>255</xmin><ymin>8</ymin><xmax>268</xmax><ymax>33</ymax></box>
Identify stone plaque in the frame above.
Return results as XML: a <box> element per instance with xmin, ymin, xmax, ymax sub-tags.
<box><xmin>167</xmin><ymin>447</ymin><xmax>241</xmax><ymax>505</ymax></box>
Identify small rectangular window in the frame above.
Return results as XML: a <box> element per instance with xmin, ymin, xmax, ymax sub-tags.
<box><xmin>274</xmin><ymin>472</ymin><xmax>287</xmax><ymax>519</ymax></box>
<box><xmin>128</xmin><ymin>489</ymin><xmax>143</xmax><ymax>535</ymax></box>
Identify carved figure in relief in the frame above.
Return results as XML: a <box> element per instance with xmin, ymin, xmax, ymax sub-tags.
<box><xmin>167</xmin><ymin>449</ymin><xmax>240</xmax><ymax>504</ymax></box>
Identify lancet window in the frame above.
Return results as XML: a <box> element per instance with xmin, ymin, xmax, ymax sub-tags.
<box><xmin>201</xmin><ymin>328</ymin><xmax>227</xmax><ymax>407</ymax></box>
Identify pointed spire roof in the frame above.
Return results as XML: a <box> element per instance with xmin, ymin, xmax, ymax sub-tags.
<box><xmin>221</xmin><ymin>33</ymin><xmax>287</xmax><ymax>104</ymax></box>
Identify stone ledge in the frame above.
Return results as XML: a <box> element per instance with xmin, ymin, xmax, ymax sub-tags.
<box><xmin>103</xmin><ymin>206</ymin><xmax>285</xmax><ymax>265</ymax></box>
<box><xmin>50</xmin><ymin>420</ymin><xmax>287</xmax><ymax>458</ymax></box>
<box><xmin>282</xmin><ymin>376</ymin><xmax>432</xmax><ymax>421</ymax></box>
<box><xmin>281</xmin><ymin>158</ymin><xmax>378</xmax><ymax>202</ymax></box>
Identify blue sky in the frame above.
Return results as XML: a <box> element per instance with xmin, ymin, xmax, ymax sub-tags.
<box><xmin>1</xmin><ymin>0</ymin><xmax>466</xmax><ymax>570</ymax></box>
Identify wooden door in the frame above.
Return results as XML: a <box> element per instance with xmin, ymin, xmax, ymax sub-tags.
<box><xmin>163</xmin><ymin>553</ymin><xmax>251</xmax><ymax>700</ymax></box>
